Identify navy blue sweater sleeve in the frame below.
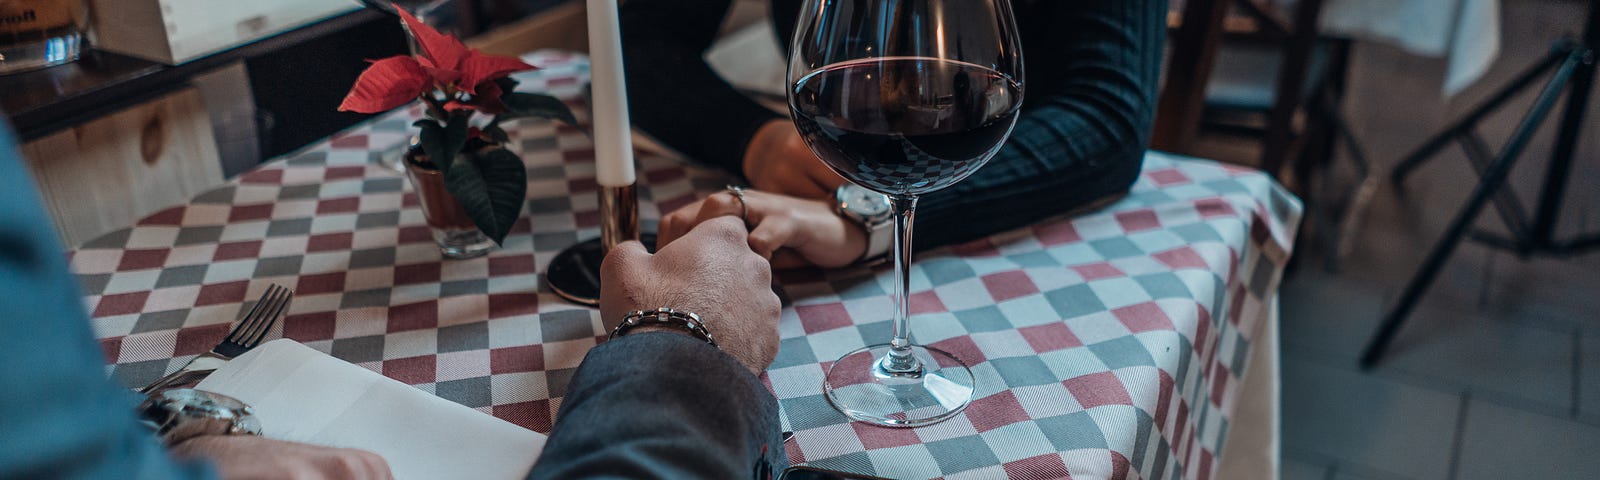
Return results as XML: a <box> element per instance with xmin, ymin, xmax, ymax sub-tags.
<box><xmin>912</xmin><ymin>0</ymin><xmax>1165</xmax><ymax>249</ymax></box>
<box><xmin>622</xmin><ymin>0</ymin><xmax>1165</xmax><ymax>250</ymax></box>
<box><xmin>526</xmin><ymin>332</ymin><xmax>786</xmax><ymax>479</ymax></box>
<box><xmin>0</xmin><ymin>124</ymin><xmax>213</xmax><ymax>479</ymax></box>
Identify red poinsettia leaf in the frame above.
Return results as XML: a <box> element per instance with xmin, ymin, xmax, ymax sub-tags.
<box><xmin>457</xmin><ymin>50</ymin><xmax>535</xmax><ymax>95</ymax></box>
<box><xmin>338</xmin><ymin>56</ymin><xmax>430</xmax><ymax>113</ymax></box>
<box><xmin>417</xmin><ymin>56</ymin><xmax>462</xmax><ymax>88</ymax></box>
<box><xmin>469</xmin><ymin>80</ymin><xmax>508</xmax><ymax>115</ymax></box>
<box><xmin>396</xmin><ymin>4</ymin><xmax>468</xmax><ymax>70</ymax></box>
<box><xmin>442</xmin><ymin>100</ymin><xmax>477</xmax><ymax>112</ymax></box>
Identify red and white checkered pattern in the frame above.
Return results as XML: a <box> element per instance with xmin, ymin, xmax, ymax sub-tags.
<box><xmin>72</xmin><ymin>52</ymin><xmax>1302</xmax><ymax>480</ymax></box>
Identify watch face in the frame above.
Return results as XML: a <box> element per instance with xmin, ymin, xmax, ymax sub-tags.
<box><xmin>841</xmin><ymin>185</ymin><xmax>891</xmax><ymax>217</ymax></box>
<box><xmin>140</xmin><ymin>388</ymin><xmax>263</xmax><ymax>443</ymax></box>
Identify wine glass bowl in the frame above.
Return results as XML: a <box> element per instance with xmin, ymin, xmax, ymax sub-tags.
<box><xmin>787</xmin><ymin>0</ymin><xmax>1023</xmax><ymax>427</ymax></box>
<box><xmin>790</xmin><ymin>58</ymin><xmax>1022</xmax><ymax>196</ymax></box>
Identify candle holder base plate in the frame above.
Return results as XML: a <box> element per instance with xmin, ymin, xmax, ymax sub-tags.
<box><xmin>548</xmin><ymin>233</ymin><xmax>657</xmax><ymax>307</ymax></box>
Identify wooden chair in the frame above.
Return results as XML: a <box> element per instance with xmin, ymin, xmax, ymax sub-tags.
<box><xmin>1155</xmin><ymin>0</ymin><xmax>1377</xmax><ymax>268</ymax></box>
<box><xmin>1152</xmin><ymin>0</ymin><xmax>1230</xmax><ymax>155</ymax></box>
<box><xmin>1156</xmin><ymin>0</ymin><xmax>1340</xmax><ymax>177</ymax></box>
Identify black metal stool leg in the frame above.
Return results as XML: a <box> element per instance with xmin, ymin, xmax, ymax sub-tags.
<box><xmin>1389</xmin><ymin>45</ymin><xmax>1576</xmax><ymax>186</ymax></box>
<box><xmin>1359</xmin><ymin>48</ymin><xmax>1588</xmax><ymax>369</ymax></box>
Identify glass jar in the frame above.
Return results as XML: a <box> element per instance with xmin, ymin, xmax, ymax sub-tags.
<box><xmin>0</xmin><ymin>0</ymin><xmax>87</xmax><ymax>74</ymax></box>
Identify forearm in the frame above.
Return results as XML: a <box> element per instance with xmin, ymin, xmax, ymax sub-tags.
<box><xmin>621</xmin><ymin>0</ymin><xmax>783</xmax><ymax>174</ymax></box>
<box><xmin>0</xmin><ymin>124</ymin><xmax>211</xmax><ymax>479</ymax></box>
<box><xmin>526</xmin><ymin>333</ymin><xmax>785</xmax><ymax>479</ymax></box>
<box><xmin>912</xmin><ymin>106</ymin><xmax>1148</xmax><ymax>250</ymax></box>
<box><xmin>913</xmin><ymin>0</ymin><xmax>1164</xmax><ymax>250</ymax></box>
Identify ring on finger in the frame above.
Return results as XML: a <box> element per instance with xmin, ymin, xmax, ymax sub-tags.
<box><xmin>724</xmin><ymin>185</ymin><xmax>750</xmax><ymax>228</ymax></box>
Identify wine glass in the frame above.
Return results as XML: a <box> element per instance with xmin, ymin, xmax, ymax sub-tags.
<box><xmin>357</xmin><ymin>0</ymin><xmax>453</xmax><ymax>19</ymax></box>
<box><xmin>357</xmin><ymin>0</ymin><xmax>458</xmax><ymax>51</ymax></box>
<box><xmin>787</xmin><ymin>0</ymin><xmax>1024</xmax><ymax>427</ymax></box>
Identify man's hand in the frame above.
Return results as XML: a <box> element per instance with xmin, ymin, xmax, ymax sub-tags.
<box><xmin>742</xmin><ymin>120</ymin><xmax>846</xmax><ymax>199</ymax></box>
<box><xmin>600</xmin><ymin>216</ymin><xmax>783</xmax><ymax>374</ymax></box>
<box><xmin>170</xmin><ymin>435</ymin><xmax>392</xmax><ymax>480</ymax></box>
<box><xmin>659</xmin><ymin>189</ymin><xmax>865</xmax><ymax>269</ymax></box>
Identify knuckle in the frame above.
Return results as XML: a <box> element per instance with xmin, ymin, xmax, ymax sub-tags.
<box><xmin>704</xmin><ymin>194</ymin><xmax>736</xmax><ymax>210</ymax></box>
<box><xmin>286</xmin><ymin>464</ymin><xmax>317</xmax><ymax>480</ymax></box>
<box><xmin>343</xmin><ymin>452</ymin><xmax>371</xmax><ymax>471</ymax></box>
<box><xmin>701</xmin><ymin>217</ymin><xmax>749</xmax><ymax>243</ymax></box>
<box><xmin>600</xmin><ymin>243</ymin><xmax>643</xmax><ymax>272</ymax></box>
<box><xmin>744</xmin><ymin>254</ymin><xmax>772</xmax><ymax>280</ymax></box>
<box><xmin>765</xmin><ymin>289</ymin><xmax>782</xmax><ymax>313</ymax></box>
<box><xmin>357</xmin><ymin>449</ymin><xmax>385</xmax><ymax>465</ymax></box>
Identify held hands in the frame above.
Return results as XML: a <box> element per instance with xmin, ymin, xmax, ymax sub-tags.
<box><xmin>599</xmin><ymin>217</ymin><xmax>783</xmax><ymax>374</ymax></box>
<box><xmin>658</xmin><ymin>189</ymin><xmax>866</xmax><ymax>270</ymax></box>
<box><xmin>171</xmin><ymin>436</ymin><xmax>393</xmax><ymax>480</ymax></box>
<box><xmin>742</xmin><ymin>120</ymin><xmax>847</xmax><ymax>199</ymax></box>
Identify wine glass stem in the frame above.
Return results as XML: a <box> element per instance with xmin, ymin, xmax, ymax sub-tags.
<box><xmin>882</xmin><ymin>194</ymin><xmax>921</xmax><ymax>373</ymax></box>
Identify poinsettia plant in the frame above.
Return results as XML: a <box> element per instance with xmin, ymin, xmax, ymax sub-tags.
<box><xmin>339</xmin><ymin>5</ymin><xmax>576</xmax><ymax>245</ymax></box>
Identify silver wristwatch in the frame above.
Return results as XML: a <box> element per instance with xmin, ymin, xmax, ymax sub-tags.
<box><xmin>137</xmin><ymin>388</ymin><xmax>263</xmax><ymax>446</ymax></box>
<box><xmin>834</xmin><ymin>183</ymin><xmax>894</xmax><ymax>264</ymax></box>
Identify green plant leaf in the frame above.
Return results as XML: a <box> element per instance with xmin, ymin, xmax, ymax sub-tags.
<box><xmin>494</xmin><ymin>76</ymin><xmax>520</xmax><ymax>94</ymax></box>
<box><xmin>442</xmin><ymin>115</ymin><xmax>470</xmax><ymax>168</ymax></box>
<box><xmin>442</xmin><ymin>148</ymin><xmax>526</xmax><ymax>245</ymax></box>
<box><xmin>418</xmin><ymin>116</ymin><xmax>471</xmax><ymax>174</ymax></box>
<box><xmin>499</xmin><ymin>92</ymin><xmax>579</xmax><ymax>127</ymax></box>
<box><xmin>413</xmin><ymin>120</ymin><xmax>444</xmax><ymax>169</ymax></box>
<box><xmin>483</xmin><ymin>124</ymin><xmax>510</xmax><ymax>144</ymax></box>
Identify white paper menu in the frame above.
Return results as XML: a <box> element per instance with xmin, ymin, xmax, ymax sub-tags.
<box><xmin>196</xmin><ymin>339</ymin><xmax>547</xmax><ymax>480</ymax></box>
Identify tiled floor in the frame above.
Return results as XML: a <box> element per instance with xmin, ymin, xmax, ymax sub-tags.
<box><xmin>1192</xmin><ymin>0</ymin><xmax>1600</xmax><ymax>478</ymax></box>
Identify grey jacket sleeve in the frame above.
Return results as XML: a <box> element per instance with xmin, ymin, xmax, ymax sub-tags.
<box><xmin>0</xmin><ymin>123</ymin><xmax>213</xmax><ymax>479</ymax></box>
<box><xmin>526</xmin><ymin>332</ymin><xmax>787</xmax><ymax>479</ymax></box>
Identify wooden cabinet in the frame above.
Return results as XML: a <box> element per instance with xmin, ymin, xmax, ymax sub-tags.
<box><xmin>8</xmin><ymin>2</ymin><xmax>587</xmax><ymax>247</ymax></box>
<box><xmin>22</xmin><ymin>87</ymin><xmax>223</xmax><ymax>246</ymax></box>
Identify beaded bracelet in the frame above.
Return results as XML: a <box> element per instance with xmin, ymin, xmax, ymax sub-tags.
<box><xmin>609</xmin><ymin>307</ymin><xmax>717</xmax><ymax>347</ymax></box>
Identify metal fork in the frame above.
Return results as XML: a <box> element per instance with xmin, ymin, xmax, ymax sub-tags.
<box><xmin>138</xmin><ymin>284</ymin><xmax>294</xmax><ymax>393</ymax></box>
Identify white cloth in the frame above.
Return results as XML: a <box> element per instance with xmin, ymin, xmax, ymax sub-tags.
<box><xmin>1322</xmin><ymin>0</ymin><xmax>1502</xmax><ymax>95</ymax></box>
<box><xmin>705</xmin><ymin>20</ymin><xmax>789</xmax><ymax>99</ymax></box>
<box><xmin>708</xmin><ymin>1</ymin><xmax>1503</xmax><ymax>96</ymax></box>
<box><xmin>195</xmin><ymin>340</ymin><xmax>547</xmax><ymax>480</ymax></box>
<box><xmin>1214</xmin><ymin>296</ymin><xmax>1283</xmax><ymax>480</ymax></box>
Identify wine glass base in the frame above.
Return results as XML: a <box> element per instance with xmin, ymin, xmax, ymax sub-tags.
<box><xmin>824</xmin><ymin>344</ymin><xmax>974</xmax><ymax>428</ymax></box>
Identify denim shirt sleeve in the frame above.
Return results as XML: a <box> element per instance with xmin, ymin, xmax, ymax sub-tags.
<box><xmin>0</xmin><ymin>123</ymin><xmax>213</xmax><ymax>480</ymax></box>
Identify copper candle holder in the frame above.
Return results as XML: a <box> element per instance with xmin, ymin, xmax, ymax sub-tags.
<box><xmin>547</xmin><ymin>185</ymin><xmax>653</xmax><ymax>306</ymax></box>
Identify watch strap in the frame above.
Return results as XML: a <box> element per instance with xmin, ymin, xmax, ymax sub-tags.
<box><xmin>834</xmin><ymin>184</ymin><xmax>895</xmax><ymax>265</ymax></box>
<box><xmin>859</xmin><ymin>218</ymin><xmax>893</xmax><ymax>263</ymax></box>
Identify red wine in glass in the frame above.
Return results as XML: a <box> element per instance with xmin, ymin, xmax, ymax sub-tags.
<box><xmin>792</xmin><ymin>57</ymin><xmax>1022</xmax><ymax>196</ymax></box>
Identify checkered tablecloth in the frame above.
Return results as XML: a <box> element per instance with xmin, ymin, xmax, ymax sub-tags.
<box><xmin>72</xmin><ymin>52</ymin><xmax>1301</xmax><ymax>480</ymax></box>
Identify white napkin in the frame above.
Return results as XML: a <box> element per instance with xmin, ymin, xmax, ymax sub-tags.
<box><xmin>195</xmin><ymin>339</ymin><xmax>547</xmax><ymax>480</ymax></box>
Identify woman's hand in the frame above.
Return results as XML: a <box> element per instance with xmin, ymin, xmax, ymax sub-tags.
<box><xmin>741</xmin><ymin>120</ymin><xmax>847</xmax><ymax>199</ymax></box>
<box><xmin>658</xmin><ymin>189</ymin><xmax>866</xmax><ymax>269</ymax></box>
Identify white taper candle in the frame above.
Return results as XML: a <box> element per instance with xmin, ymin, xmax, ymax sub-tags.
<box><xmin>585</xmin><ymin>0</ymin><xmax>636</xmax><ymax>187</ymax></box>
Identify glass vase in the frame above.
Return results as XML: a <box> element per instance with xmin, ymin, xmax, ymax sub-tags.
<box><xmin>403</xmin><ymin>147</ymin><xmax>496</xmax><ymax>259</ymax></box>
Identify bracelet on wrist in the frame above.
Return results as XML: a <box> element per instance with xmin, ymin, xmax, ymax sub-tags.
<box><xmin>609</xmin><ymin>307</ymin><xmax>717</xmax><ymax>347</ymax></box>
